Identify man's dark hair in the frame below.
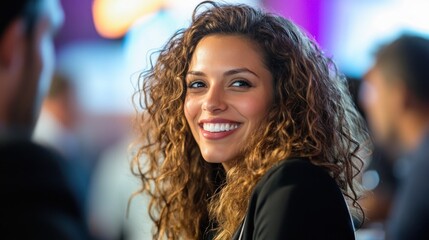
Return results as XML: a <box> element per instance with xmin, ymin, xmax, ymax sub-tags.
<box><xmin>376</xmin><ymin>34</ymin><xmax>429</xmax><ymax>104</ymax></box>
<box><xmin>0</xmin><ymin>1</ymin><xmax>40</xmax><ymax>37</ymax></box>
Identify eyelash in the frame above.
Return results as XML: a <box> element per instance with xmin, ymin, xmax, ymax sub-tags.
<box><xmin>187</xmin><ymin>80</ymin><xmax>206</xmax><ymax>89</ymax></box>
<box><xmin>231</xmin><ymin>80</ymin><xmax>252</xmax><ymax>88</ymax></box>
<box><xmin>187</xmin><ymin>79</ymin><xmax>252</xmax><ymax>89</ymax></box>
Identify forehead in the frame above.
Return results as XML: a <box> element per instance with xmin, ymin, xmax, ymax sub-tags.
<box><xmin>190</xmin><ymin>34</ymin><xmax>266</xmax><ymax>68</ymax></box>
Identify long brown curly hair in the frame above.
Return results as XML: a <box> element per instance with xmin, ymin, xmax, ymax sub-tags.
<box><xmin>132</xmin><ymin>1</ymin><xmax>370</xmax><ymax>239</ymax></box>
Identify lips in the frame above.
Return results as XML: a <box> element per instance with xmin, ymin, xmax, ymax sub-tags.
<box><xmin>199</xmin><ymin>119</ymin><xmax>241</xmax><ymax>140</ymax></box>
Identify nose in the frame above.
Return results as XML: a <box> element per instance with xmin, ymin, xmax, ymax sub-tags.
<box><xmin>202</xmin><ymin>86</ymin><xmax>227</xmax><ymax>113</ymax></box>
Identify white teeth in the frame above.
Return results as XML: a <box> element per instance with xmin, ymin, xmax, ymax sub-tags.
<box><xmin>203</xmin><ymin>123</ymin><xmax>239</xmax><ymax>132</ymax></box>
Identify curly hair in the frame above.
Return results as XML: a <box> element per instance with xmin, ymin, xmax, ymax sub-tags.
<box><xmin>132</xmin><ymin>1</ymin><xmax>370</xmax><ymax>239</ymax></box>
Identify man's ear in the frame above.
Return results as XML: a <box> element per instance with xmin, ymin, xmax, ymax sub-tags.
<box><xmin>403</xmin><ymin>85</ymin><xmax>425</xmax><ymax>112</ymax></box>
<box><xmin>0</xmin><ymin>18</ymin><xmax>25</xmax><ymax>71</ymax></box>
<box><xmin>396</xmin><ymin>81</ymin><xmax>415</xmax><ymax>113</ymax></box>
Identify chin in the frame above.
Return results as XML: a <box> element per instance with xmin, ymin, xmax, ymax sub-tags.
<box><xmin>200</xmin><ymin>151</ymin><xmax>228</xmax><ymax>163</ymax></box>
<box><xmin>202</xmin><ymin>156</ymin><xmax>226</xmax><ymax>164</ymax></box>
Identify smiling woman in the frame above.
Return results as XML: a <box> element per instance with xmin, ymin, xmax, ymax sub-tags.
<box><xmin>132</xmin><ymin>1</ymin><xmax>370</xmax><ymax>240</ymax></box>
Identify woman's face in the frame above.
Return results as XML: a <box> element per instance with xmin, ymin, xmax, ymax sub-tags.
<box><xmin>184</xmin><ymin>34</ymin><xmax>274</xmax><ymax>170</ymax></box>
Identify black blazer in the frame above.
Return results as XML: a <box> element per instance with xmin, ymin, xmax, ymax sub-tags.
<box><xmin>387</xmin><ymin>134</ymin><xmax>429</xmax><ymax>240</ymax></box>
<box><xmin>232</xmin><ymin>158</ymin><xmax>355</xmax><ymax>240</ymax></box>
<box><xmin>0</xmin><ymin>139</ymin><xmax>89</xmax><ymax>239</ymax></box>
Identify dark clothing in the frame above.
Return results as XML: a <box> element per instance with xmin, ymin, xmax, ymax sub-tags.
<box><xmin>0</xmin><ymin>139</ymin><xmax>89</xmax><ymax>239</ymax></box>
<box><xmin>387</xmin><ymin>134</ymin><xmax>429</xmax><ymax>240</ymax></box>
<box><xmin>232</xmin><ymin>158</ymin><xmax>355</xmax><ymax>240</ymax></box>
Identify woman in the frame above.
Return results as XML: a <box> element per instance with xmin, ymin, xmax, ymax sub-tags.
<box><xmin>132</xmin><ymin>1</ymin><xmax>369</xmax><ymax>239</ymax></box>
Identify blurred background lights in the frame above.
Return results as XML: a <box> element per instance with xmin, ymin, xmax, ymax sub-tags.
<box><xmin>92</xmin><ymin>0</ymin><xmax>164</xmax><ymax>38</ymax></box>
<box><xmin>92</xmin><ymin>0</ymin><xmax>260</xmax><ymax>39</ymax></box>
<box><xmin>58</xmin><ymin>0</ymin><xmax>429</xmax><ymax>115</ymax></box>
<box><xmin>326</xmin><ymin>0</ymin><xmax>429</xmax><ymax>77</ymax></box>
<box><xmin>362</xmin><ymin>170</ymin><xmax>381</xmax><ymax>191</ymax></box>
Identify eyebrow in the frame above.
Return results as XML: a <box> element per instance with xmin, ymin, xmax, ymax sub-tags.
<box><xmin>187</xmin><ymin>68</ymin><xmax>259</xmax><ymax>78</ymax></box>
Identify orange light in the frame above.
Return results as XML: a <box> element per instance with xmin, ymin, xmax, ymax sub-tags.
<box><xmin>92</xmin><ymin>0</ymin><xmax>165</xmax><ymax>39</ymax></box>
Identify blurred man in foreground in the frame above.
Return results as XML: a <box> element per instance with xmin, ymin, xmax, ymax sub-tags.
<box><xmin>362</xmin><ymin>35</ymin><xmax>429</xmax><ymax>240</ymax></box>
<box><xmin>0</xmin><ymin>1</ymin><xmax>88</xmax><ymax>238</ymax></box>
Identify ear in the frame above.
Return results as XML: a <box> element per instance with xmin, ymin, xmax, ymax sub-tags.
<box><xmin>396</xmin><ymin>82</ymin><xmax>414</xmax><ymax>112</ymax></box>
<box><xmin>0</xmin><ymin>19</ymin><xmax>25</xmax><ymax>71</ymax></box>
<box><xmin>403</xmin><ymin>85</ymin><xmax>424</xmax><ymax>112</ymax></box>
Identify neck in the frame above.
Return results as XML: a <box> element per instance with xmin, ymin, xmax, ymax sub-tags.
<box><xmin>222</xmin><ymin>162</ymin><xmax>232</xmax><ymax>172</ymax></box>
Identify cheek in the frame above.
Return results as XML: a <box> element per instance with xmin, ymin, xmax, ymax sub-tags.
<box><xmin>237</xmin><ymin>93</ymin><xmax>271</xmax><ymax>123</ymax></box>
<box><xmin>184</xmin><ymin>96</ymin><xmax>200</xmax><ymax>130</ymax></box>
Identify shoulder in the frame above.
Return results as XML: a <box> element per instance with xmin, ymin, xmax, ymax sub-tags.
<box><xmin>252</xmin><ymin>158</ymin><xmax>347</xmax><ymax>211</ymax></box>
<box><xmin>387</xmin><ymin>147</ymin><xmax>429</xmax><ymax>239</ymax></box>
<box><xmin>0</xmin><ymin>139</ymin><xmax>61</xmax><ymax>160</ymax></box>
<box><xmin>0</xmin><ymin>139</ymin><xmax>90</xmax><ymax>239</ymax></box>
<box><xmin>256</xmin><ymin>158</ymin><xmax>351</xmax><ymax>215</ymax></box>
<box><xmin>0</xmin><ymin>139</ymin><xmax>75</xmax><ymax>206</ymax></box>
<box><xmin>256</xmin><ymin>158</ymin><xmax>338</xmax><ymax>194</ymax></box>
<box><xmin>240</xmin><ymin>158</ymin><xmax>355</xmax><ymax>239</ymax></box>
<box><xmin>0</xmin><ymin>139</ymin><xmax>71</xmax><ymax>196</ymax></box>
<box><xmin>244</xmin><ymin>158</ymin><xmax>355</xmax><ymax>239</ymax></box>
<box><xmin>0</xmin><ymin>139</ymin><xmax>65</xmax><ymax>183</ymax></box>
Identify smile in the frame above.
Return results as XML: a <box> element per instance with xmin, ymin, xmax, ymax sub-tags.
<box><xmin>198</xmin><ymin>119</ymin><xmax>241</xmax><ymax>140</ymax></box>
<box><xmin>202</xmin><ymin>123</ymin><xmax>239</xmax><ymax>133</ymax></box>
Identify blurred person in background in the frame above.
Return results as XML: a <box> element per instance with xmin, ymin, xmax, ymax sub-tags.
<box><xmin>348</xmin><ymin>77</ymin><xmax>396</xmax><ymax>240</ymax></box>
<box><xmin>361</xmin><ymin>34</ymin><xmax>429</xmax><ymax>240</ymax></box>
<box><xmin>34</xmin><ymin>71</ymin><xmax>81</xmax><ymax>161</ymax></box>
<box><xmin>34</xmin><ymin>70</ymin><xmax>92</xmax><ymax>217</ymax></box>
<box><xmin>0</xmin><ymin>0</ymin><xmax>89</xmax><ymax>239</ymax></box>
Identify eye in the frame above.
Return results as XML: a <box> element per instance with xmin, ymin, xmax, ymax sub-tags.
<box><xmin>187</xmin><ymin>80</ymin><xmax>206</xmax><ymax>89</ymax></box>
<box><xmin>231</xmin><ymin>80</ymin><xmax>251</xmax><ymax>88</ymax></box>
